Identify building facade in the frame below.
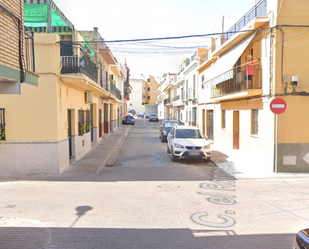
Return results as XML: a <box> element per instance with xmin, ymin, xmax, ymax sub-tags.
<box><xmin>0</xmin><ymin>1</ymin><xmax>129</xmax><ymax>175</ymax></box>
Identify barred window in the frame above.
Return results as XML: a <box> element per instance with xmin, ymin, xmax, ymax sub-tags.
<box><xmin>86</xmin><ymin>110</ymin><xmax>91</xmax><ymax>133</ymax></box>
<box><xmin>0</xmin><ymin>108</ymin><xmax>5</xmax><ymax>141</ymax></box>
<box><xmin>251</xmin><ymin>109</ymin><xmax>258</xmax><ymax>135</ymax></box>
<box><xmin>78</xmin><ymin>110</ymin><xmax>85</xmax><ymax>136</ymax></box>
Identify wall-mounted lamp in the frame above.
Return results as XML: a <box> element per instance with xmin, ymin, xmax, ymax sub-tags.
<box><xmin>291</xmin><ymin>75</ymin><xmax>298</xmax><ymax>89</ymax></box>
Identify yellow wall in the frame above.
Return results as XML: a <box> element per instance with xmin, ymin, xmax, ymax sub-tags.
<box><xmin>0</xmin><ymin>34</ymin><xmax>60</xmax><ymax>141</ymax></box>
<box><xmin>274</xmin><ymin>0</ymin><xmax>309</xmax><ymax>143</ymax></box>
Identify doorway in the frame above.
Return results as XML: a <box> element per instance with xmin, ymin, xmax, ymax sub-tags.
<box><xmin>207</xmin><ymin>110</ymin><xmax>214</xmax><ymax>140</ymax></box>
<box><xmin>67</xmin><ymin>109</ymin><xmax>73</xmax><ymax>160</ymax></box>
<box><xmin>233</xmin><ymin>111</ymin><xmax>240</xmax><ymax>149</ymax></box>
<box><xmin>99</xmin><ymin>109</ymin><xmax>102</xmax><ymax>138</ymax></box>
<box><xmin>202</xmin><ymin>109</ymin><xmax>206</xmax><ymax>136</ymax></box>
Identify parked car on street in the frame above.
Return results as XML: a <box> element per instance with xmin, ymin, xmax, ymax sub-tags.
<box><xmin>167</xmin><ymin>125</ymin><xmax>211</xmax><ymax>162</ymax></box>
<box><xmin>137</xmin><ymin>112</ymin><xmax>145</xmax><ymax>119</ymax></box>
<box><xmin>145</xmin><ymin>113</ymin><xmax>150</xmax><ymax>118</ymax></box>
<box><xmin>159</xmin><ymin>120</ymin><xmax>181</xmax><ymax>142</ymax></box>
<box><xmin>122</xmin><ymin>115</ymin><xmax>135</xmax><ymax>125</ymax></box>
<box><xmin>293</xmin><ymin>228</ymin><xmax>309</xmax><ymax>249</ymax></box>
<box><xmin>149</xmin><ymin>113</ymin><xmax>159</xmax><ymax>122</ymax></box>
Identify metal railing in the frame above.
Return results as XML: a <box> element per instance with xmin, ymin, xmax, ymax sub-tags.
<box><xmin>211</xmin><ymin>66</ymin><xmax>262</xmax><ymax>97</ymax></box>
<box><xmin>173</xmin><ymin>95</ymin><xmax>180</xmax><ymax>101</ymax></box>
<box><xmin>211</xmin><ymin>0</ymin><xmax>267</xmax><ymax>53</ymax></box>
<box><xmin>223</xmin><ymin>0</ymin><xmax>267</xmax><ymax>43</ymax></box>
<box><xmin>24</xmin><ymin>26</ymin><xmax>35</xmax><ymax>72</ymax></box>
<box><xmin>164</xmin><ymin>97</ymin><xmax>170</xmax><ymax>105</ymax></box>
<box><xmin>109</xmin><ymin>80</ymin><xmax>122</xmax><ymax>100</ymax></box>
<box><xmin>60</xmin><ymin>43</ymin><xmax>98</xmax><ymax>83</ymax></box>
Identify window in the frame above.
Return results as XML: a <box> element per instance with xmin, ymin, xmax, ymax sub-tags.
<box><xmin>86</xmin><ymin>109</ymin><xmax>92</xmax><ymax>133</ymax></box>
<box><xmin>186</xmin><ymin>80</ymin><xmax>188</xmax><ymax>100</ymax></box>
<box><xmin>78</xmin><ymin>110</ymin><xmax>85</xmax><ymax>136</ymax></box>
<box><xmin>175</xmin><ymin>129</ymin><xmax>203</xmax><ymax>139</ymax></box>
<box><xmin>221</xmin><ymin>110</ymin><xmax>226</xmax><ymax>129</ymax></box>
<box><xmin>0</xmin><ymin>108</ymin><xmax>5</xmax><ymax>141</ymax></box>
<box><xmin>251</xmin><ymin>109</ymin><xmax>258</xmax><ymax>135</ymax></box>
<box><xmin>147</xmin><ymin>96</ymin><xmax>150</xmax><ymax>100</ymax></box>
<box><xmin>193</xmin><ymin>75</ymin><xmax>196</xmax><ymax>98</ymax></box>
<box><xmin>148</xmin><ymin>87</ymin><xmax>150</xmax><ymax>91</ymax></box>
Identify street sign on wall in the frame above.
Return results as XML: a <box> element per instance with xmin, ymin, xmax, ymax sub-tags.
<box><xmin>270</xmin><ymin>98</ymin><xmax>287</xmax><ymax>115</ymax></box>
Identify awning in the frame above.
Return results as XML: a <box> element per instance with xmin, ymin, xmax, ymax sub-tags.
<box><xmin>24</xmin><ymin>0</ymin><xmax>74</xmax><ymax>29</ymax></box>
<box><xmin>202</xmin><ymin>33</ymin><xmax>256</xmax><ymax>87</ymax></box>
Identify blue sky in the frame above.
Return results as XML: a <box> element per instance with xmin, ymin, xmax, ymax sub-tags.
<box><xmin>53</xmin><ymin>0</ymin><xmax>259</xmax><ymax>78</ymax></box>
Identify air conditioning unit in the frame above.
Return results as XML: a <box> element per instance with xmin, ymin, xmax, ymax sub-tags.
<box><xmin>85</xmin><ymin>92</ymin><xmax>93</xmax><ymax>103</ymax></box>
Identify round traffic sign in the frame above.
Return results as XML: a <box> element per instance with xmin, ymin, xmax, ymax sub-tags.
<box><xmin>270</xmin><ymin>98</ymin><xmax>287</xmax><ymax>114</ymax></box>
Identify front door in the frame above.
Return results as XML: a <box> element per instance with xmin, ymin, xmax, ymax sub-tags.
<box><xmin>67</xmin><ymin>110</ymin><xmax>73</xmax><ymax>159</ymax></box>
<box><xmin>207</xmin><ymin>110</ymin><xmax>214</xmax><ymax>140</ymax></box>
<box><xmin>99</xmin><ymin>109</ymin><xmax>102</xmax><ymax>138</ymax></box>
<box><xmin>233</xmin><ymin>111</ymin><xmax>240</xmax><ymax>149</ymax></box>
<box><xmin>202</xmin><ymin>109</ymin><xmax>206</xmax><ymax>136</ymax></box>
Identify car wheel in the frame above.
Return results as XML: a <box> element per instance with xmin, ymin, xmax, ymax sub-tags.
<box><xmin>167</xmin><ymin>144</ymin><xmax>170</xmax><ymax>154</ymax></box>
<box><xmin>161</xmin><ymin>136</ymin><xmax>165</xmax><ymax>142</ymax></box>
<box><xmin>204</xmin><ymin>157</ymin><xmax>211</xmax><ymax>162</ymax></box>
<box><xmin>170</xmin><ymin>147</ymin><xmax>177</xmax><ymax>162</ymax></box>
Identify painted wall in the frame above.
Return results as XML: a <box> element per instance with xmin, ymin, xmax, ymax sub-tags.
<box><xmin>128</xmin><ymin>79</ymin><xmax>144</xmax><ymax>113</ymax></box>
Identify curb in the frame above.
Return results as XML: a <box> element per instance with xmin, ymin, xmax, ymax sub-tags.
<box><xmin>96</xmin><ymin>125</ymin><xmax>132</xmax><ymax>173</ymax></box>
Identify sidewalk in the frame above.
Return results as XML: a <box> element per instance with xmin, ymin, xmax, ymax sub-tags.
<box><xmin>211</xmin><ymin>143</ymin><xmax>309</xmax><ymax>179</ymax></box>
<box><xmin>61</xmin><ymin>125</ymin><xmax>132</xmax><ymax>177</ymax></box>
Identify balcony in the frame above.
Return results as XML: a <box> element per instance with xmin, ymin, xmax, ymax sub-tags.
<box><xmin>164</xmin><ymin>97</ymin><xmax>170</xmax><ymax>105</ymax></box>
<box><xmin>60</xmin><ymin>43</ymin><xmax>98</xmax><ymax>83</ymax></box>
<box><xmin>110</xmin><ymin>80</ymin><xmax>122</xmax><ymax>100</ymax></box>
<box><xmin>211</xmin><ymin>66</ymin><xmax>262</xmax><ymax>98</ymax></box>
<box><xmin>98</xmin><ymin>41</ymin><xmax>117</xmax><ymax>65</ymax></box>
<box><xmin>211</xmin><ymin>0</ymin><xmax>267</xmax><ymax>53</ymax></box>
<box><xmin>173</xmin><ymin>95</ymin><xmax>180</xmax><ymax>101</ymax></box>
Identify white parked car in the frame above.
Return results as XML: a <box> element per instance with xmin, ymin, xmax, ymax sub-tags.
<box><xmin>167</xmin><ymin>125</ymin><xmax>211</xmax><ymax>162</ymax></box>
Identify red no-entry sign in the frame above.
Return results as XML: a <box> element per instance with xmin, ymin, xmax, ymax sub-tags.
<box><xmin>270</xmin><ymin>98</ymin><xmax>287</xmax><ymax>114</ymax></box>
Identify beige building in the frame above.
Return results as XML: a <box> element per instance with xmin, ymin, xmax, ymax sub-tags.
<box><xmin>197</xmin><ymin>0</ymin><xmax>309</xmax><ymax>173</ymax></box>
<box><xmin>0</xmin><ymin>1</ymin><xmax>128</xmax><ymax>175</ymax></box>
<box><xmin>142</xmin><ymin>75</ymin><xmax>160</xmax><ymax>114</ymax></box>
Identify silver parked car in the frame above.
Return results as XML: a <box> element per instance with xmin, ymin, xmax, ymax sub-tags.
<box><xmin>149</xmin><ymin>113</ymin><xmax>159</xmax><ymax>122</ymax></box>
<box><xmin>167</xmin><ymin>125</ymin><xmax>211</xmax><ymax>162</ymax></box>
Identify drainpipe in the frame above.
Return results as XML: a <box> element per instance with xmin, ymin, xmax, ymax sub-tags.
<box><xmin>269</xmin><ymin>27</ymin><xmax>274</xmax><ymax>97</ymax></box>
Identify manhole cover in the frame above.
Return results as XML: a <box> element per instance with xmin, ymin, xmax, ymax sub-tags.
<box><xmin>156</xmin><ymin>184</ymin><xmax>181</xmax><ymax>191</ymax></box>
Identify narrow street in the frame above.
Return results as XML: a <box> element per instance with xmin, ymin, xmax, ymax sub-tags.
<box><xmin>1</xmin><ymin>119</ymin><xmax>309</xmax><ymax>249</ymax></box>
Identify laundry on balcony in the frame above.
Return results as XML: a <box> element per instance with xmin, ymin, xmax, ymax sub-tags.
<box><xmin>202</xmin><ymin>32</ymin><xmax>256</xmax><ymax>88</ymax></box>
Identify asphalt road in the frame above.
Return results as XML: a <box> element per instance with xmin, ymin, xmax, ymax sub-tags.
<box><xmin>1</xmin><ymin>118</ymin><xmax>309</xmax><ymax>249</ymax></box>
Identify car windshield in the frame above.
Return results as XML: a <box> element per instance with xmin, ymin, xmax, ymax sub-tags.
<box><xmin>150</xmin><ymin>114</ymin><xmax>157</xmax><ymax>117</ymax></box>
<box><xmin>175</xmin><ymin>129</ymin><xmax>203</xmax><ymax>139</ymax></box>
<box><xmin>163</xmin><ymin>121</ymin><xmax>178</xmax><ymax>128</ymax></box>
